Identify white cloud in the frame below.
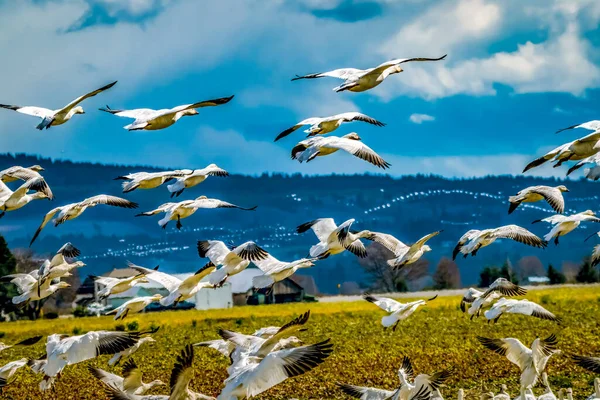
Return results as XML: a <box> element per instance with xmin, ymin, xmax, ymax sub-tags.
<box><xmin>409</xmin><ymin>113</ymin><xmax>435</xmax><ymax>124</ymax></box>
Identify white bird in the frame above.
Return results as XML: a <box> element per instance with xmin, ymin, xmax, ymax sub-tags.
<box><xmin>511</xmin><ymin>389</ymin><xmax>536</xmax><ymax>400</ymax></box>
<box><xmin>37</xmin><ymin>242</ymin><xmax>84</xmax><ymax>294</ymax></box>
<box><xmin>566</xmin><ymin>153</ymin><xmax>600</xmax><ymax>179</ymax></box>
<box><xmin>194</xmin><ymin>325</ymin><xmax>283</xmax><ymax>362</ymax></box>
<box><xmin>114</xmin><ymin>170</ymin><xmax>191</xmax><ymax>193</ymax></box>
<box><xmin>0</xmin><ymin>271</ymin><xmax>70</xmax><ymax>306</ymax></box>
<box><xmin>274</xmin><ymin>112</ymin><xmax>385</xmax><ymax>142</ymax></box>
<box><xmin>217</xmin><ymin>339</ymin><xmax>333</xmax><ymax>400</ymax></box>
<box><xmin>556</xmin><ymin>120</ymin><xmax>600</xmax><ymax>134</ymax></box>
<box><xmin>291</xmin><ymin>133</ymin><xmax>391</xmax><ymax>169</ymax></box>
<box><xmin>0</xmin><ymin>81</ymin><xmax>117</xmax><ymax>130</ymax></box>
<box><xmin>484</xmin><ymin>298</ymin><xmax>560</xmax><ymax>324</ymax></box>
<box><xmin>0</xmin><ymin>335</ymin><xmax>42</xmax><ymax>354</ymax></box>
<box><xmin>460</xmin><ymin>278</ymin><xmax>527</xmax><ymax>320</ymax></box>
<box><xmin>0</xmin><ymin>165</ymin><xmax>53</xmax><ymax>199</ymax></box>
<box><xmin>537</xmin><ymin>373</ymin><xmax>557</xmax><ymax>400</ymax></box>
<box><xmin>251</xmin><ymin>250</ymin><xmax>317</xmax><ymax>291</ymax></box>
<box><xmin>29</xmin><ymin>195</ymin><xmax>138</xmax><ymax>245</ymax></box>
<box><xmin>453</xmin><ymin>225</ymin><xmax>547</xmax><ymax>260</ymax></box>
<box><xmin>508</xmin><ymin>186</ymin><xmax>569</xmax><ymax>214</ymax></box>
<box><xmin>89</xmin><ymin>358</ymin><xmax>166</xmax><ymax>395</ymax></box>
<box><xmin>296</xmin><ymin>218</ymin><xmax>373</xmax><ymax>259</ymax></box>
<box><xmin>108</xmin><ymin>334</ymin><xmax>158</xmax><ymax>367</ymax></box>
<box><xmin>336</xmin><ymin>382</ymin><xmax>396</xmax><ymax>400</ymax></box>
<box><xmin>0</xmin><ymin>358</ymin><xmax>28</xmax><ymax>388</ymax></box>
<box><xmin>533</xmin><ymin>210</ymin><xmax>600</xmax><ymax>245</ymax></box>
<box><xmin>105</xmin><ymin>294</ymin><xmax>164</xmax><ymax>320</ymax></box>
<box><xmin>166</xmin><ymin>164</ymin><xmax>229</xmax><ymax>198</ymax></box>
<box><xmin>40</xmin><ymin>328</ymin><xmax>157</xmax><ymax>390</ymax></box>
<box><xmin>0</xmin><ymin>177</ymin><xmax>51</xmax><ymax>217</ymax></box>
<box><xmin>91</xmin><ymin>267</ymin><xmax>154</xmax><ymax>300</ymax></box>
<box><xmin>196</xmin><ymin>240</ymin><xmax>268</xmax><ymax>287</ymax></box>
<box><xmin>477</xmin><ymin>334</ymin><xmax>560</xmax><ymax>397</ymax></box>
<box><xmin>523</xmin><ymin>131</ymin><xmax>600</xmax><ymax>173</ymax></box>
<box><xmin>495</xmin><ymin>385</ymin><xmax>511</xmax><ymax>400</ymax></box>
<box><xmin>292</xmin><ymin>55</ymin><xmax>447</xmax><ymax>93</ymax></box>
<box><xmin>99</xmin><ymin>95</ymin><xmax>234</xmax><ymax>131</ymax></box>
<box><xmin>136</xmin><ymin>195</ymin><xmax>256</xmax><ymax>230</ymax></box>
<box><xmin>585</xmin><ymin>378</ymin><xmax>600</xmax><ymax>400</ymax></box>
<box><xmin>365</xmin><ymin>230</ymin><xmax>442</xmax><ymax>269</ymax></box>
<box><xmin>363</xmin><ymin>293</ymin><xmax>437</xmax><ymax>330</ymax></box>
<box><xmin>394</xmin><ymin>356</ymin><xmax>451</xmax><ymax>400</ymax></box>
<box><xmin>127</xmin><ymin>262</ymin><xmax>217</xmax><ymax>306</ymax></box>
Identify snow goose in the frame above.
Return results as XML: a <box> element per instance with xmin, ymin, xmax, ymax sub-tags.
<box><xmin>166</xmin><ymin>164</ymin><xmax>229</xmax><ymax>198</ymax></box>
<box><xmin>394</xmin><ymin>356</ymin><xmax>451</xmax><ymax>400</ymax></box>
<box><xmin>250</xmin><ymin>249</ymin><xmax>317</xmax><ymax>291</ymax></box>
<box><xmin>0</xmin><ymin>165</ymin><xmax>53</xmax><ymax>199</ymax></box>
<box><xmin>91</xmin><ymin>266</ymin><xmax>156</xmax><ymax>300</ymax></box>
<box><xmin>461</xmin><ymin>278</ymin><xmax>527</xmax><ymax>319</ymax></box>
<box><xmin>508</xmin><ymin>186</ymin><xmax>568</xmax><ymax>214</ymax></box>
<box><xmin>194</xmin><ymin>325</ymin><xmax>282</xmax><ymax>360</ymax></box>
<box><xmin>484</xmin><ymin>298</ymin><xmax>560</xmax><ymax>324</ymax></box>
<box><xmin>453</xmin><ymin>225</ymin><xmax>547</xmax><ymax>260</ymax></box>
<box><xmin>275</xmin><ymin>112</ymin><xmax>385</xmax><ymax>141</ymax></box>
<box><xmin>336</xmin><ymin>382</ymin><xmax>396</xmax><ymax>400</ymax></box>
<box><xmin>365</xmin><ymin>230</ymin><xmax>442</xmax><ymax>269</ymax></box>
<box><xmin>292</xmin><ymin>55</ymin><xmax>447</xmax><ymax>92</ymax></box>
<box><xmin>556</xmin><ymin>120</ymin><xmax>600</xmax><ymax>134</ymax></box>
<box><xmin>114</xmin><ymin>170</ymin><xmax>191</xmax><ymax>193</ymax></box>
<box><xmin>37</xmin><ymin>242</ymin><xmax>84</xmax><ymax>294</ymax></box>
<box><xmin>533</xmin><ymin>210</ymin><xmax>600</xmax><ymax>245</ymax></box>
<box><xmin>197</xmin><ymin>240</ymin><xmax>268</xmax><ymax>287</ymax></box>
<box><xmin>0</xmin><ymin>335</ymin><xmax>42</xmax><ymax>354</ymax></box>
<box><xmin>128</xmin><ymin>261</ymin><xmax>217</xmax><ymax>306</ymax></box>
<box><xmin>0</xmin><ymin>80</ymin><xmax>117</xmax><ymax>130</ymax></box>
<box><xmin>291</xmin><ymin>133</ymin><xmax>391</xmax><ymax>169</ymax></box>
<box><xmin>136</xmin><ymin>195</ymin><xmax>256</xmax><ymax>230</ymax></box>
<box><xmin>40</xmin><ymin>327</ymin><xmax>159</xmax><ymax>390</ymax></box>
<box><xmin>296</xmin><ymin>218</ymin><xmax>373</xmax><ymax>258</ymax></box>
<box><xmin>108</xmin><ymin>334</ymin><xmax>158</xmax><ymax>367</ymax></box>
<box><xmin>106</xmin><ymin>294</ymin><xmax>164</xmax><ymax>320</ymax></box>
<box><xmin>523</xmin><ymin>131</ymin><xmax>600</xmax><ymax>173</ymax></box>
<box><xmin>572</xmin><ymin>355</ymin><xmax>600</xmax><ymax>373</ymax></box>
<box><xmin>566</xmin><ymin>153</ymin><xmax>600</xmax><ymax>179</ymax></box>
<box><xmin>99</xmin><ymin>95</ymin><xmax>234</xmax><ymax>131</ymax></box>
<box><xmin>29</xmin><ymin>194</ymin><xmax>138</xmax><ymax>246</ymax></box>
<box><xmin>217</xmin><ymin>339</ymin><xmax>333</xmax><ymax>399</ymax></box>
<box><xmin>363</xmin><ymin>293</ymin><xmax>437</xmax><ymax>330</ymax></box>
<box><xmin>0</xmin><ymin>359</ymin><xmax>28</xmax><ymax>388</ymax></box>
<box><xmin>0</xmin><ymin>177</ymin><xmax>52</xmax><ymax>217</ymax></box>
<box><xmin>585</xmin><ymin>378</ymin><xmax>600</xmax><ymax>400</ymax></box>
<box><xmin>0</xmin><ymin>271</ymin><xmax>70</xmax><ymax>306</ymax></box>
<box><xmin>477</xmin><ymin>334</ymin><xmax>560</xmax><ymax>398</ymax></box>
<box><xmin>89</xmin><ymin>358</ymin><xmax>166</xmax><ymax>395</ymax></box>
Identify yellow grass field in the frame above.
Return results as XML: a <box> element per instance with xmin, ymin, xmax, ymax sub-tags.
<box><xmin>1</xmin><ymin>286</ymin><xmax>599</xmax><ymax>399</ymax></box>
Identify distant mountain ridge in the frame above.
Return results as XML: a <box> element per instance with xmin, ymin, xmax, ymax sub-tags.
<box><xmin>1</xmin><ymin>152</ymin><xmax>597</xmax><ymax>293</ymax></box>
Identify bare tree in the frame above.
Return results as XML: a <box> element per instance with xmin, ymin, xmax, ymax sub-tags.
<box><xmin>358</xmin><ymin>243</ymin><xmax>407</xmax><ymax>292</ymax></box>
<box><xmin>433</xmin><ymin>257</ymin><xmax>461</xmax><ymax>289</ymax></box>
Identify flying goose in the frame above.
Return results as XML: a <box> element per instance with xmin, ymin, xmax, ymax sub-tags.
<box><xmin>533</xmin><ymin>210</ymin><xmax>600</xmax><ymax>245</ymax></box>
<box><xmin>296</xmin><ymin>218</ymin><xmax>373</xmax><ymax>259</ymax></box>
<box><xmin>250</xmin><ymin>249</ymin><xmax>317</xmax><ymax>291</ymax></box>
<box><xmin>291</xmin><ymin>133</ymin><xmax>391</xmax><ymax>169</ymax></box>
<box><xmin>114</xmin><ymin>170</ymin><xmax>191</xmax><ymax>193</ymax></box>
<box><xmin>0</xmin><ymin>165</ymin><xmax>53</xmax><ymax>199</ymax></box>
<box><xmin>99</xmin><ymin>95</ymin><xmax>234</xmax><ymax>131</ymax></box>
<box><xmin>166</xmin><ymin>164</ymin><xmax>229</xmax><ymax>198</ymax></box>
<box><xmin>29</xmin><ymin>195</ymin><xmax>138</xmax><ymax>246</ymax></box>
<box><xmin>0</xmin><ymin>359</ymin><xmax>28</xmax><ymax>388</ymax></box>
<box><xmin>91</xmin><ymin>266</ymin><xmax>156</xmax><ymax>300</ymax></box>
<box><xmin>572</xmin><ymin>355</ymin><xmax>600</xmax><ymax>374</ymax></box>
<box><xmin>0</xmin><ymin>271</ymin><xmax>70</xmax><ymax>306</ymax></box>
<box><xmin>217</xmin><ymin>339</ymin><xmax>333</xmax><ymax>399</ymax></box>
<box><xmin>453</xmin><ymin>225</ymin><xmax>547</xmax><ymax>259</ymax></box>
<box><xmin>37</xmin><ymin>242</ymin><xmax>84</xmax><ymax>295</ymax></box>
<box><xmin>477</xmin><ymin>334</ymin><xmax>560</xmax><ymax>398</ymax></box>
<box><xmin>523</xmin><ymin>131</ymin><xmax>600</xmax><ymax>173</ymax></box>
<box><xmin>0</xmin><ymin>177</ymin><xmax>52</xmax><ymax>217</ymax></box>
<box><xmin>106</xmin><ymin>294</ymin><xmax>164</xmax><ymax>320</ymax></box>
<box><xmin>39</xmin><ymin>327</ymin><xmax>158</xmax><ymax>390</ymax></box>
<box><xmin>0</xmin><ymin>335</ymin><xmax>42</xmax><ymax>354</ymax></box>
<box><xmin>394</xmin><ymin>356</ymin><xmax>451</xmax><ymax>400</ymax></box>
<box><xmin>484</xmin><ymin>298</ymin><xmax>560</xmax><ymax>324</ymax></box>
<box><xmin>556</xmin><ymin>120</ymin><xmax>600</xmax><ymax>134</ymax></box>
<box><xmin>508</xmin><ymin>185</ymin><xmax>569</xmax><ymax>214</ymax></box>
<box><xmin>363</xmin><ymin>293</ymin><xmax>437</xmax><ymax>330</ymax></box>
<box><xmin>197</xmin><ymin>240</ymin><xmax>268</xmax><ymax>287</ymax></box>
<box><xmin>108</xmin><ymin>334</ymin><xmax>159</xmax><ymax>367</ymax></box>
<box><xmin>292</xmin><ymin>55</ymin><xmax>447</xmax><ymax>92</ymax></box>
<box><xmin>460</xmin><ymin>278</ymin><xmax>527</xmax><ymax>319</ymax></box>
<box><xmin>136</xmin><ymin>195</ymin><xmax>256</xmax><ymax>230</ymax></box>
<box><xmin>0</xmin><ymin>81</ymin><xmax>117</xmax><ymax>130</ymax></box>
<box><xmin>566</xmin><ymin>153</ymin><xmax>600</xmax><ymax>179</ymax></box>
<box><xmin>127</xmin><ymin>262</ymin><xmax>217</xmax><ymax>306</ymax></box>
<box><xmin>275</xmin><ymin>112</ymin><xmax>385</xmax><ymax>142</ymax></box>
<box><xmin>89</xmin><ymin>358</ymin><xmax>166</xmax><ymax>395</ymax></box>
<box><xmin>365</xmin><ymin>230</ymin><xmax>442</xmax><ymax>269</ymax></box>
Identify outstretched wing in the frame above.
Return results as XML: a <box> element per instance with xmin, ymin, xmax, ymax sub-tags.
<box><xmin>477</xmin><ymin>336</ymin><xmax>531</xmax><ymax>371</ymax></box>
<box><xmin>0</xmin><ymin>104</ymin><xmax>53</xmax><ymax>118</ymax></box>
<box><xmin>80</xmin><ymin>195</ymin><xmax>138</xmax><ymax>209</ymax></box>
<box><xmin>363</xmin><ymin>293</ymin><xmax>404</xmax><ymax>313</ymax></box>
<box><xmin>336</xmin><ymin>383</ymin><xmax>395</xmax><ymax>400</ymax></box>
<box><xmin>292</xmin><ymin>68</ymin><xmax>362</xmax><ymax>81</ymax></box>
<box><xmin>364</xmin><ymin>232</ymin><xmax>407</xmax><ymax>255</ymax></box>
<box><xmin>529</xmin><ymin>187</ymin><xmax>565</xmax><ymax>214</ymax></box>
<box><xmin>58</xmin><ymin>81</ymin><xmax>117</xmax><ymax>115</ymax></box>
<box><xmin>127</xmin><ymin>262</ymin><xmax>181</xmax><ymax>293</ymax></box>
<box><xmin>163</xmin><ymin>95</ymin><xmax>234</xmax><ymax>116</ymax></box>
<box><xmin>572</xmin><ymin>355</ymin><xmax>600</xmax><ymax>373</ymax></box>
<box><xmin>296</xmin><ymin>218</ymin><xmax>338</xmax><ymax>242</ymax></box>
<box><xmin>489</xmin><ymin>225</ymin><xmax>547</xmax><ymax>248</ymax></box>
<box><xmin>334</xmin><ymin>112</ymin><xmax>386</xmax><ymax>127</ymax></box>
<box><xmin>322</xmin><ymin>137</ymin><xmax>391</xmax><ymax>169</ymax></box>
<box><xmin>30</xmin><ymin>207</ymin><xmax>63</xmax><ymax>246</ymax></box>
<box><xmin>481</xmin><ymin>278</ymin><xmax>527</xmax><ymax>299</ymax></box>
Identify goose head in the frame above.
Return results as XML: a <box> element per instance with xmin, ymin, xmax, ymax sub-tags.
<box><xmin>422</xmin><ymin>245</ymin><xmax>432</xmax><ymax>253</ymax></box>
<box><xmin>149</xmin><ymin>379</ymin><xmax>166</xmax><ymax>389</ymax></box>
<box><xmin>29</xmin><ymin>165</ymin><xmax>44</xmax><ymax>172</ymax></box>
<box><xmin>500</xmin><ymin>384</ymin><xmax>508</xmax><ymax>394</ymax></box>
<box><xmin>72</xmin><ymin>261</ymin><xmax>86</xmax><ymax>268</ymax></box>
<box><xmin>140</xmin><ymin>337</ymin><xmax>156</xmax><ymax>346</ymax></box>
<box><xmin>55</xmin><ymin>282</ymin><xmax>71</xmax><ymax>289</ymax></box>
<box><xmin>31</xmin><ymin>192</ymin><xmax>50</xmax><ymax>200</ymax></box>
<box><xmin>565</xmin><ymin>388</ymin><xmax>573</xmax><ymax>400</ymax></box>
<box><xmin>72</xmin><ymin>106</ymin><xmax>85</xmax><ymax>115</ymax></box>
<box><xmin>151</xmin><ymin>294</ymin><xmax>163</xmax><ymax>302</ymax></box>
<box><xmin>583</xmin><ymin>209</ymin><xmax>595</xmax><ymax>216</ymax></box>
<box><xmin>391</xmin><ymin>65</ymin><xmax>404</xmax><ymax>74</ymax></box>
<box><xmin>343</xmin><ymin>132</ymin><xmax>361</xmax><ymax>141</ymax></box>
<box><xmin>556</xmin><ymin>185</ymin><xmax>569</xmax><ymax>192</ymax></box>
<box><xmin>195</xmin><ymin>195</ymin><xmax>208</xmax><ymax>200</ymax></box>
<box><xmin>183</xmin><ymin>109</ymin><xmax>199</xmax><ymax>116</ymax></box>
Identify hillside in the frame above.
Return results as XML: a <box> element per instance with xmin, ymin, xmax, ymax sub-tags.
<box><xmin>1</xmin><ymin>153</ymin><xmax>598</xmax><ymax>293</ymax></box>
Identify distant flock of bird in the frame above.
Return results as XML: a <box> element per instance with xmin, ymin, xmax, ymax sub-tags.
<box><xmin>1</xmin><ymin>53</ymin><xmax>600</xmax><ymax>399</ymax></box>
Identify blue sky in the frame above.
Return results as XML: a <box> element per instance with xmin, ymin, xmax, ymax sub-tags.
<box><xmin>0</xmin><ymin>0</ymin><xmax>599</xmax><ymax>177</ymax></box>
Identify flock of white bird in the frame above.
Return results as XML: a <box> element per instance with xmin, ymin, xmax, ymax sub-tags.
<box><xmin>0</xmin><ymin>54</ymin><xmax>599</xmax><ymax>399</ymax></box>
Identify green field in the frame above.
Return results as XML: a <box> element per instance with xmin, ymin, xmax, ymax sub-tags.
<box><xmin>1</xmin><ymin>286</ymin><xmax>599</xmax><ymax>399</ymax></box>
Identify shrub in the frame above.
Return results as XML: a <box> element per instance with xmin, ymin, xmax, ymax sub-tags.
<box><xmin>191</xmin><ymin>319</ymin><xmax>197</xmax><ymax>328</ymax></box>
<box><xmin>44</xmin><ymin>312</ymin><xmax>59</xmax><ymax>320</ymax></box>
<box><xmin>0</xmin><ymin>331</ymin><xmax>5</xmax><ymax>339</ymax></box>
<box><xmin>126</xmin><ymin>321</ymin><xmax>139</xmax><ymax>331</ymax></box>
<box><xmin>115</xmin><ymin>324</ymin><xmax>125</xmax><ymax>332</ymax></box>
<box><xmin>72</xmin><ymin>327</ymin><xmax>82</xmax><ymax>335</ymax></box>
<box><xmin>73</xmin><ymin>306</ymin><xmax>87</xmax><ymax>318</ymax></box>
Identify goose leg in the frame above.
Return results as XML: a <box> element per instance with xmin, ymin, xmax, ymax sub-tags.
<box><xmin>176</xmin><ymin>216</ymin><xmax>182</xmax><ymax>230</ymax></box>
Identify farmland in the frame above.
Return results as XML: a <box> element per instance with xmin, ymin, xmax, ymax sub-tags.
<box><xmin>1</xmin><ymin>285</ymin><xmax>599</xmax><ymax>399</ymax></box>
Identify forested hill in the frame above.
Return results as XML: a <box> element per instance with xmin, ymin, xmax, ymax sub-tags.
<box><xmin>1</xmin><ymin>153</ymin><xmax>598</xmax><ymax>293</ymax></box>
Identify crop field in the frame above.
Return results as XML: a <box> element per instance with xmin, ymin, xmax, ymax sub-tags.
<box><xmin>1</xmin><ymin>285</ymin><xmax>599</xmax><ymax>399</ymax></box>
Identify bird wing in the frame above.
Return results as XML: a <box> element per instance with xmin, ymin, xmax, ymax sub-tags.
<box><xmin>88</xmin><ymin>365</ymin><xmax>124</xmax><ymax>389</ymax></box>
<box><xmin>296</xmin><ymin>218</ymin><xmax>338</xmax><ymax>242</ymax></box>
<box><xmin>100</xmin><ymin>107</ymin><xmax>158</xmax><ymax>120</ymax></box>
<box><xmin>0</xmin><ymin>104</ymin><xmax>53</xmax><ymax>117</ymax></box>
<box><xmin>127</xmin><ymin>262</ymin><xmax>181</xmax><ymax>293</ymax></box>
<box><xmin>30</xmin><ymin>207</ymin><xmax>62</xmax><ymax>246</ymax></box>
<box><xmin>414</xmin><ymin>231</ymin><xmax>442</xmax><ymax>247</ymax></box>
<box><xmin>252</xmin><ymin>253</ymin><xmax>288</xmax><ymax>274</ymax></box>
<box><xmin>258</xmin><ymin>311</ymin><xmax>311</xmax><ymax>355</ymax></box>
<box><xmin>336</xmin><ymin>383</ymin><xmax>395</xmax><ymax>400</ymax></box>
<box><xmin>80</xmin><ymin>195</ymin><xmax>138</xmax><ymax>209</ymax></box>
<box><xmin>529</xmin><ymin>187</ymin><xmax>565</xmax><ymax>214</ymax></box>
<box><xmin>364</xmin><ymin>232</ymin><xmax>407</xmax><ymax>255</ymax></box>
<box><xmin>7</xmin><ymin>177</ymin><xmax>49</xmax><ymax>200</ymax></box>
<box><xmin>531</xmin><ymin>334</ymin><xmax>559</xmax><ymax>374</ymax></box>
<box><xmin>0</xmin><ymin>166</ymin><xmax>40</xmax><ymax>182</ymax></box>
<box><xmin>58</xmin><ymin>81</ymin><xmax>117</xmax><ymax>114</ymax></box>
<box><xmin>121</xmin><ymin>359</ymin><xmax>144</xmax><ymax>393</ymax></box>
<box><xmin>574</xmin><ymin>131</ymin><xmax>600</xmax><ymax>144</ymax></box>
<box><xmin>64</xmin><ymin>331</ymin><xmax>143</xmax><ymax>365</ymax></box>
<box><xmin>1</xmin><ymin>273</ymin><xmax>37</xmax><ymax>293</ymax></box>
<box><xmin>412</xmin><ymin>369</ymin><xmax>451</xmax><ymax>392</ymax></box>
<box><xmin>505</xmin><ymin>300</ymin><xmax>560</xmax><ymax>322</ymax></box>
<box><xmin>218</xmin><ymin>329</ymin><xmax>264</xmax><ymax>351</ymax></box>
<box><xmin>178</xmin><ymin>263</ymin><xmax>217</xmax><ymax>291</ymax></box>
<box><xmin>196</xmin><ymin>240</ymin><xmax>231</xmax><ymax>264</ymax></box>
<box><xmin>572</xmin><ymin>355</ymin><xmax>600</xmax><ymax>373</ymax></box>
<box><xmin>460</xmin><ymin>288</ymin><xmax>482</xmax><ymax>312</ymax></box>
<box><xmin>362</xmin><ymin>55</ymin><xmax>447</xmax><ymax>77</ymax></box>
<box><xmin>274</xmin><ymin>117</ymin><xmax>323</xmax><ymax>142</ymax></box>
<box><xmin>169</xmin><ymin>345</ymin><xmax>195</xmax><ymax>400</ymax></box>
<box><xmin>292</xmin><ymin>68</ymin><xmax>363</xmax><ymax>81</ymax></box>
<box><xmin>322</xmin><ymin>137</ymin><xmax>391</xmax><ymax>169</ymax></box>
<box><xmin>193</xmin><ymin>198</ymin><xmax>256</xmax><ymax>211</ymax></box>
<box><xmin>482</xmin><ymin>278</ymin><xmax>527</xmax><ymax>299</ymax></box>
<box><xmin>363</xmin><ymin>293</ymin><xmax>404</xmax><ymax>313</ymax></box>
<box><xmin>160</xmin><ymin>95</ymin><xmax>234</xmax><ymax>117</ymax></box>
<box><xmin>0</xmin><ymin>180</ymin><xmax>11</xmax><ymax>198</ymax></box>
<box><xmin>489</xmin><ymin>225</ymin><xmax>547</xmax><ymax>248</ymax></box>
<box><xmin>334</xmin><ymin>112</ymin><xmax>386</xmax><ymax>127</ymax></box>
<box><xmin>477</xmin><ymin>337</ymin><xmax>531</xmax><ymax>371</ymax></box>
<box><xmin>231</xmin><ymin>241</ymin><xmax>269</xmax><ymax>263</ymax></box>
<box><xmin>56</xmin><ymin>242</ymin><xmax>81</xmax><ymax>259</ymax></box>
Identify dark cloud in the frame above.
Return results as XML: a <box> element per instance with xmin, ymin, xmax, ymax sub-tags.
<box><xmin>309</xmin><ymin>1</ymin><xmax>383</xmax><ymax>23</ymax></box>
